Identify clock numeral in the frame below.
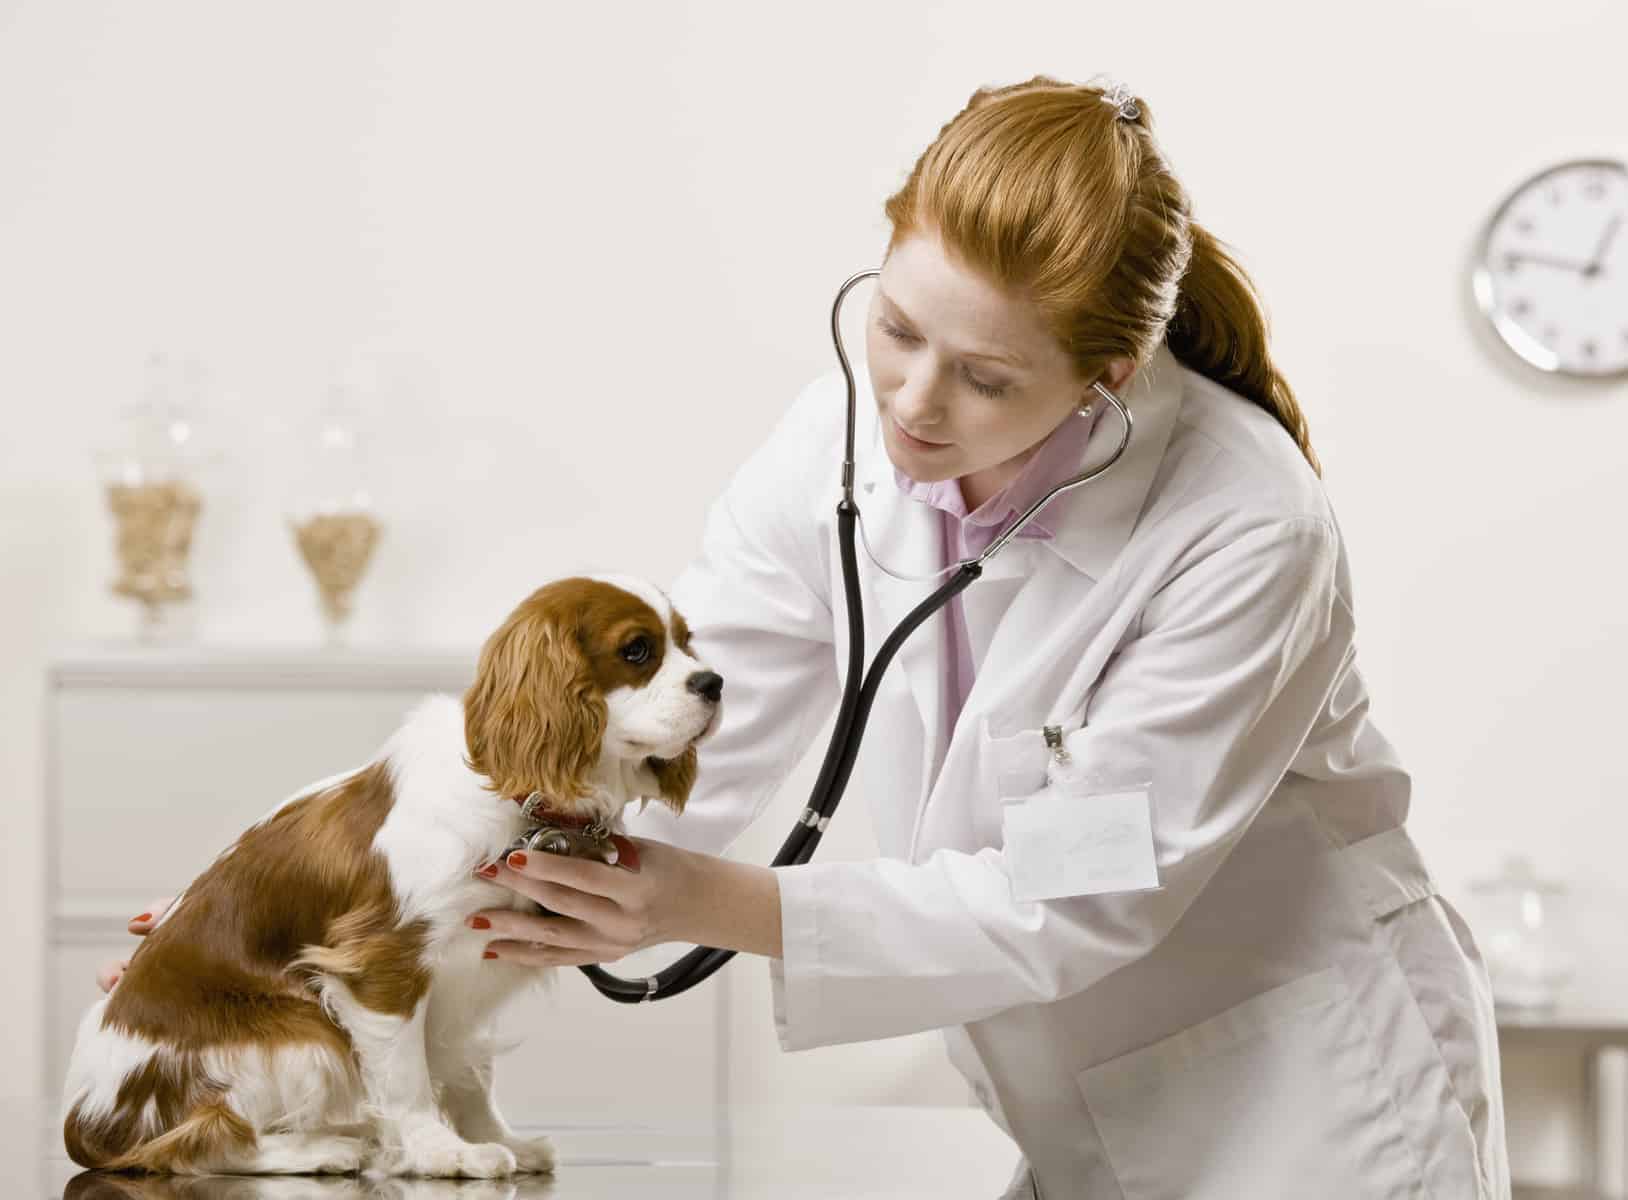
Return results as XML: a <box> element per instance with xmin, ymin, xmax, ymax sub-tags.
<box><xmin>1511</xmin><ymin>298</ymin><xmax>1533</xmax><ymax>317</ymax></box>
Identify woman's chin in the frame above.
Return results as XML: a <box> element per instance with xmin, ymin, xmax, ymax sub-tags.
<box><xmin>886</xmin><ymin>444</ymin><xmax>959</xmax><ymax>482</ymax></box>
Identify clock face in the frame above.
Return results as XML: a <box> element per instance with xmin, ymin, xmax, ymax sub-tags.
<box><xmin>1472</xmin><ymin>158</ymin><xmax>1628</xmax><ymax>378</ymax></box>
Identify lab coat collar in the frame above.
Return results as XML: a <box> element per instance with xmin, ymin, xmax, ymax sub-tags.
<box><xmin>1038</xmin><ymin>339</ymin><xmax>1183</xmax><ymax>581</ymax></box>
<box><xmin>855</xmin><ymin>339</ymin><xmax>1184</xmax><ymax>584</ymax></box>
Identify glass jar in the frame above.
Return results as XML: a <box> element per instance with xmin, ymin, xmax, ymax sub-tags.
<box><xmin>93</xmin><ymin>353</ymin><xmax>212</xmax><ymax>641</ymax></box>
<box><xmin>285</xmin><ymin>381</ymin><xmax>384</xmax><ymax>644</ymax></box>
<box><xmin>1467</xmin><ymin>854</ymin><xmax>1578</xmax><ymax>1014</ymax></box>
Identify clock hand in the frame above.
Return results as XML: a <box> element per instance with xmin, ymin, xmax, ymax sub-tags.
<box><xmin>1585</xmin><ymin>213</ymin><xmax>1622</xmax><ymax>276</ymax></box>
<box><xmin>1505</xmin><ymin>250</ymin><xmax>1593</xmax><ymax>273</ymax></box>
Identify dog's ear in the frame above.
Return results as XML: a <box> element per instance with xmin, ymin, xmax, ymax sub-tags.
<box><xmin>463</xmin><ymin>598</ymin><xmax>606</xmax><ymax>804</ymax></box>
<box><xmin>645</xmin><ymin>745</ymin><xmax>697</xmax><ymax>816</ymax></box>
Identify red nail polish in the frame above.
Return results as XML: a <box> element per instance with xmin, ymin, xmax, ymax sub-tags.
<box><xmin>476</xmin><ymin>864</ymin><xmax>498</xmax><ymax>878</ymax></box>
<box><xmin>470</xmin><ymin>916</ymin><xmax>491</xmax><ymax>930</ymax></box>
<box><xmin>508</xmin><ymin>851</ymin><xmax>528</xmax><ymax>868</ymax></box>
<box><xmin>482</xmin><ymin>950</ymin><xmax>498</xmax><ymax>960</ymax></box>
<box><xmin>132</xmin><ymin>913</ymin><xmax>151</xmax><ymax>924</ymax></box>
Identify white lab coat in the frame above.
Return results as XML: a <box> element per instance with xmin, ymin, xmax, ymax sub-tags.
<box><xmin>624</xmin><ymin>341</ymin><xmax>1511</xmax><ymax>1199</ymax></box>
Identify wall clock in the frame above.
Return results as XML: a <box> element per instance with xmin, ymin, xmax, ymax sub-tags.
<box><xmin>1471</xmin><ymin>157</ymin><xmax>1628</xmax><ymax>378</ymax></box>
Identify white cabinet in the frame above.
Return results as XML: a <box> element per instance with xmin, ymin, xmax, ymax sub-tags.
<box><xmin>1502</xmin><ymin>1011</ymin><xmax>1628</xmax><ymax>1199</ymax></box>
<box><xmin>43</xmin><ymin>644</ymin><xmax>725</xmax><ymax>1132</ymax></box>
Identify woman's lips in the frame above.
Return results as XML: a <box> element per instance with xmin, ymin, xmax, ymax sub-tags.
<box><xmin>893</xmin><ymin>417</ymin><xmax>952</xmax><ymax>451</ymax></box>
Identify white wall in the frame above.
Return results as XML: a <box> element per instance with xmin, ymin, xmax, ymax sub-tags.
<box><xmin>4</xmin><ymin>0</ymin><xmax>1626</xmax><ymax>1181</ymax></box>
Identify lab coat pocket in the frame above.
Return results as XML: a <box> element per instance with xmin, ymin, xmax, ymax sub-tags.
<box><xmin>981</xmin><ymin>722</ymin><xmax>1051</xmax><ymax>798</ymax></box>
<box><xmin>1075</xmin><ymin>966</ymin><xmax>1426</xmax><ymax>1200</ymax></box>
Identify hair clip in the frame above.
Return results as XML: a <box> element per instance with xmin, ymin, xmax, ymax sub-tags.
<box><xmin>1091</xmin><ymin>76</ymin><xmax>1140</xmax><ymax>122</ymax></box>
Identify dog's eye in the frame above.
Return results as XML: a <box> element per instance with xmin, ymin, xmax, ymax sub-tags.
<box><xmin>620</xmin><ymin>636</ymin><xmax>652</xmax><ymax>665</ymax></box>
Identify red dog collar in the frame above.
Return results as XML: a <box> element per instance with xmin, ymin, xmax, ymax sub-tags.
<box><xmin>510</xmin><ymin>792</ymin><xmax>640</xmax><ymax>871</ymax></box>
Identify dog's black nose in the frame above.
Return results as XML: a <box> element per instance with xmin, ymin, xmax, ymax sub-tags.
<box><xmin>687</xmin><ymin>670</ymin><xmax>723</xmax><ymax>703</ymax></box>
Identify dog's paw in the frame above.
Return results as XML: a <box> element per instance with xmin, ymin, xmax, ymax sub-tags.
<box><xmin>501</xmin><ymin>1133</ymin><xmax>557</xmax><ymax>1173</ymax></box>
<box><xmin>381</xmin><ymin>1137</ymin><xmax>518</xmax><ymax>1178</ymax></box>
<box><xmin>453</xmin><ymin>1141</ymin><xmax>520</xmax><ymax>1179</ymax></box>
<box><xmin>245</xmin><ymin>1132</ymin><xmax>368</xmax><ymax>1174</ymax></box>
<box><xmin>303</xmin><ymin>1135</ymin><xmax>368</xmax><ymax>1174</ymax></box>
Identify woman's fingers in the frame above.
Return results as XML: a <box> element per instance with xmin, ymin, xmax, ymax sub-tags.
<box><xmin>482</xmin><ymin>939</ymin><xmax>610</xmax><ymax>967</ymax></box>
<box><xmin>104</xmin><ymin>895</ymin><xmax>169</xmax><ymax>990</ymax></box>
<box><xmin>481</xmin><ymin>861</ymin><xmax>624</xmax><ymax>927</ymax></box>
<box><xmin>128</xmin><ymin>896</ymin><xmax>175</xmax><ymax>936</ymax></box>
<box><xmin>505</xmin><ymin>850</ymin><xmax>633</xmax><ymax>903</ymax></box>
<box><xmin>96</xmin><ymin>958</ymin><xmax>130</xmax><ymax>994</ymax></box>
<box><xmin>469</xmin><ymin>907</ymin><xmax>620</xmax><ymax>957</ymax></box>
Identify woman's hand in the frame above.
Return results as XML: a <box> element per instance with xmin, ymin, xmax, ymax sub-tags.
<box><xmin>472</xmin><ymin>836</ymin><xmax>783</xmax><ymax>965</ymax></box>
<box><xmin>471</xmin><ymin>838</ymin><xmax>693</xmax><ymax>967</ymax></box>
<box><xmin>95</xmin><ymin>897</ymin><xmax>174</xmax><ymax>993</ymax></box>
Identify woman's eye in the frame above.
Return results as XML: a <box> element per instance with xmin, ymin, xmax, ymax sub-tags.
<box><xmin>620</xmin><ymin>637</ymin><xmax>651</xmax><ymax>664</ymax></box>
<box><xmin>877</xmin><ymin>320</ymin><xmax>1008</xmax><ymax>400</ymax></box>
<box><xmin>962</xmin><ymin>372</ymin><xmax>1006</xmax><ymax>400</ymax></box>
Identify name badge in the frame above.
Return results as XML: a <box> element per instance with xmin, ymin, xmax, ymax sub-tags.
<box><xmin>1002</xmin><ymin>784</ymin><xmax>1160</xmax><ymax>903</ymax></box>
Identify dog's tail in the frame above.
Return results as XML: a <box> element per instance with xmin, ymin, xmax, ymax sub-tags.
<box><xmin>65</xmin><ymin>1088</ymin><xmax>257</xmax><ymax>1174</ymax></box>
<box><xmin>62</xmin><ymin>1033</ymin><xmax>256</xmax><ymax>1174</ymax></box>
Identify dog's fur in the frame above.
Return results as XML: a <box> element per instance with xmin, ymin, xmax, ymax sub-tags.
<box><xmin>62</xmin><ymin>574</ymin><xmax>721</xmax><ymax>1177</ymax></box>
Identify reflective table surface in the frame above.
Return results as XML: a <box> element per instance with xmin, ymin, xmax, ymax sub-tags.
<box><xmin>9</xmin><ymin>1100</ymin><xmax>1023</xmax><ymax>1199</ymax></box>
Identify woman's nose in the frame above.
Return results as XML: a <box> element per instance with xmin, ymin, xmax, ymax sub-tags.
<box><xmin>892</xmin><ymin>378</ymin><xmax>948</xmax><ymax>430</ymax></box>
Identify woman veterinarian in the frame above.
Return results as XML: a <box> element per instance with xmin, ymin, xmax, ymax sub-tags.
<box><xmin>107</xmin><ymin>76</ymin><xmax>1509</xmax><ymax>1199</ymax></box>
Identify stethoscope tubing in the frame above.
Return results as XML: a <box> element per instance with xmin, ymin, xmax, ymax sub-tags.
<box><xmin>580</xmin><ymin>508</ymin><xmax>978</xmax><ymax>1001</ymax></box>
<box><xmin>581</xmin><ymin>266</ymin><xmax>1128</xmax><ymax>1002</ymax></box>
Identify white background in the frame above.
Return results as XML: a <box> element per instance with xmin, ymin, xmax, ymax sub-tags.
<box><xmin>3</xmin><ymin>0</ymin><xmax>1625</xmax><ymax>1181</ymax></box>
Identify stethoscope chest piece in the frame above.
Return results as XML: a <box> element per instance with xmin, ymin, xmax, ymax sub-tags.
<box><xmin>505</xmin><ymin>818</ymin><xmax>620</xmax><ymax>866</ymax></box>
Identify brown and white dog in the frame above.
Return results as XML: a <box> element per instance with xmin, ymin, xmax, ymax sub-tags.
<box><xmin>62</xmin><ymin>575</ymin><xmax>722</xmax><ymax>1177</ymax></box>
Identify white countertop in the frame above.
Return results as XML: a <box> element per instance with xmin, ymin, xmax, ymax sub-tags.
<box><xmin>47</xmin><ymin>641</ymin><xmax>478</xmax><ymax>688</ymax></box>
<box><xmin>16</xmin><ymin>1100</ymin><xmax>1024</xmax><ymax>1198</ymax></box>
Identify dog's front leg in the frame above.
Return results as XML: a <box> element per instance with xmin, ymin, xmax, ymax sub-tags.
<box><xmin>426</xmin><ymin>961</ymin><xmax>556</xmax><ymax>1174</ymax></box>
<box><xmin>432</xmin><ymin>1047</ymin><xmax>558</xmax><ymax>1175</ymax></box>
<box><xmin>325</xmin><ymin>979</ymin><xmax>518</xmax><ymax>1178</ymax></box>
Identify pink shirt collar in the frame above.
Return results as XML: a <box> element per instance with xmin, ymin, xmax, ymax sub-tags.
<box><xmin>891</xmin><ymin>403</ymin><xmax>1103</xmax><ymax>558</ymax></box>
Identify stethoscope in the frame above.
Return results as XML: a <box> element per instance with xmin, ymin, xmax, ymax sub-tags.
<box><xmin>578</xmin><ymin>267</ymin><xmax>1134</xmax><ymax>1002</ymax></box>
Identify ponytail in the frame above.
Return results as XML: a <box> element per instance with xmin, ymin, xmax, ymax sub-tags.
<box><xmin>1166</xmin><ymin>222</ymin><xmax>1322</xmax><ymax>478</ymax></box>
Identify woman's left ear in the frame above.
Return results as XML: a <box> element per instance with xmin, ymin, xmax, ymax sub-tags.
<box><xmin>1097</xmin><ymin>355</ymin><xmax>1136</xmax><ymax>394</ymax></box>
<box><xmin>646</xmin><ymin>746</ymin><xmax>697</xmax><ymax>815</ymax></box>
